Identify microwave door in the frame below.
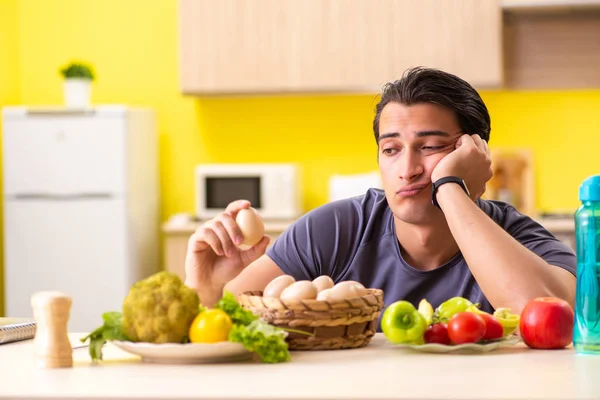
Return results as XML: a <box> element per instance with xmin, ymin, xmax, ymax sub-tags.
<box><xmin>205</xmin><ymin>176</ymin><xmax>262</xmax><ymax>210</ymax></box>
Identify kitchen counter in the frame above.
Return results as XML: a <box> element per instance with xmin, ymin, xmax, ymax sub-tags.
<box><xmin>161</xmin><ymin>215</ymin><xmax>573</xmax><ymax>235</ymax></box>
<box><xmin>0</xmin><ymin>333</ymin><xmax>598</xmax><ymax>400</ymax></box>
<box><xmin>162</xmin><ymin>215</ymin><xmax>576</xmax><ymax>279</ymax></box>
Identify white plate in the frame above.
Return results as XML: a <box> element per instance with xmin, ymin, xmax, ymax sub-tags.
<box><xmin>391</xmin><ymin>335</ymin><xmax>521</xmax><ymax>353</ymax></box>
<box><xmin>111</xmin><ymin>340</ymin><xmax>253</xmax><ymax>364</ymax></box>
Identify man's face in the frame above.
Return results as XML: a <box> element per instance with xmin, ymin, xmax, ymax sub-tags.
<box><xmin>377</xmin><ymin>102</ymin><xmax>463</xmax><ymax>224</ymax></box>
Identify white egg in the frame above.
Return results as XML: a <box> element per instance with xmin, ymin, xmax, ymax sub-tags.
<box><xmin>327</xmin><ymin>280</ymin><xmax>367</xmax><ymax>300</ymax></box>
<box><xmin>235</xmin><ymin>208</ymin><xmax>265</xmax><ymax>247</ymax></box>
<box><xmin>316</xmin><ymin>288</ymin><xmax>333</xmax><ymax>301</ymax></box>
<box><xmin>263</xmin><ymin>275</ymin><xmax>296</xmax><ymax>298</ymax></box>
<box><xmin>280</xmin><ymin>280</ymin><xmax>318</xmax><ymax>302</ymax></box>
<box><xmin>312</xmin><ymin>275</ymin><xmax>334</xmax><ymax>292</ymax></box>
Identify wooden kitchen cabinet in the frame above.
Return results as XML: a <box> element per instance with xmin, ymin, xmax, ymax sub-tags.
<box><xmin>179</xmin><ymin>0</ymin><xmax>503</xmax><ymax>95</ymax></box>
<box><xmin>385</xmin><ymin>0</ymin><xmax>503</xmax><ymax>89</ymax></box>
<box><xmin>503</xmin><ymin>4</ymin><xmax>600</xmax><ymax>89</ymax></box>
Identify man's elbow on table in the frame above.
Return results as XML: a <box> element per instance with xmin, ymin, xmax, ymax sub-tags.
<box><xmin>518</xmin><ymin>266</ymin><xmax>576</xmax><ymax>311</ymax></box>
<box><xmin>546</xmin><ymin>266</ymin><xmax>577</xmax><ymax>308</ymax></box>
<box><xmin>487</xmin><ymin>264</ymin><xmax>576</xmax><ymax>314</ymax></box>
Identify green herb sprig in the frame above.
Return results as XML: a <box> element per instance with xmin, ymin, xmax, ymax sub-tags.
<box><xmin>80</xmin><ymin>312</ymin><xmax>129</xmax><ymax>361</ymax></box>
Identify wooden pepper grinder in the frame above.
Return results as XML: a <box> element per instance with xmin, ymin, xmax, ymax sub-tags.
<box><xmin>31</xmin><ymin>291</ymin><xmax>73</xmax><ymax>368</ymax></box>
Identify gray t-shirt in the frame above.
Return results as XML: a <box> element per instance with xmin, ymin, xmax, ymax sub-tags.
<box><xmin>266</xmin><ymin>188</ymin><xmax>576</xmax><ymax>321</ymax></box>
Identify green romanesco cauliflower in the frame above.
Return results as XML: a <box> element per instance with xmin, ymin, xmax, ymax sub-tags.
<box><xmin>122</xmin><ymin>271</ymin><xmax>200</xmax><ymax>343</ymax></box>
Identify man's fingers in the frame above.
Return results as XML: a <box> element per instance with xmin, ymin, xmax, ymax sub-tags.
<box><xmin>207</xmin><ymin>220</ymin><xmax>236</xmax><ymax>257</ymax></box>
<box><xmin>190</xmin><ymin>225</ymin><xmax>210</xmax><ymax>251</ymax></box>
<box><xmin>192</xmin><ymin>227</ymin><xmax>224</xmax><ymax>255</ymax></box>
<box><xmin>224</xmin><ymin>199</ymin><xmax>251</xmax><ymax>216</ymax></box>
<box><xmin>455</xmin><ymin>134</ymin><xmax>473</xmax><ymax>149</ymax></box>
<box><xmin>482</xmin><ymin>138</ymin><xmax>491</xmax><ymax>156</ymax></box>
<box><xmin>470</xmin><ymin>134</ymin><xmax>484</xmax><ymax>150</ymax></box>
<box><xmin>215</xmin><ymin>213</ymin><xmax>244</xmax><ymax>247</ymax></box>
<box><xmin>241</xmin><ymin>235</ymin><xmax>271</xmax><ymax>265</ymax></box>
<box><xmin>189</xmin><ymin>201</ymin><xmax>252</xmax><ymax>258</ymax></box>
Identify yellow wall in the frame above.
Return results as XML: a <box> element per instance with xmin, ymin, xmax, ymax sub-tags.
<box><xmin>0</xmin><ymin>0</ymin><xmax>20</xmax><ymax>316</ymax></box>
<box><xmin>482</xmin><ymin>90</ymin><xmax>600</xmax><ymax>214</ymax></box>
<box><xmin>0</xmin><ymin>0</ymin><xmax>19</xmax><ymax>104</ymax></box>
<box><xmin>3</xmin><ymin>0</ymin><xmax>600</xmax><ymax>315</ymax></box>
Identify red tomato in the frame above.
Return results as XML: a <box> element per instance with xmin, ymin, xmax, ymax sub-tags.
<box><xmin>479</xmin><ymin>313</ymin><xmax>504</xmax><ymax>340</ymax></box>
<box><xmin>424</xmin><ymin>323</ymin><xmax>451</xmax><ymax>345</ymax></box>
<box><xmin>447</xmin><ymin>312</ymin><xmax>486</xmax><ymax>344</ymax></box>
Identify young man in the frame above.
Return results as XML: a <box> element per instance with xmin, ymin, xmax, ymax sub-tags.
<box><xmin>184</xmin><ymin>67</ymin><xmax>576</xmax><ymax>317</ymax></box>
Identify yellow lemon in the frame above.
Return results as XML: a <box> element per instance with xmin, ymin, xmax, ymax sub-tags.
<box><xmin>418</xmin><ymin>299</ymin><xmax>434</xmax><ymax>326</ymax></box>
<box><xmin>188</xmin><ymin>309</ymin><xmax>233</xmax><ymax>343</ymax></box>
<box><xmin>493</xmin><ymin>308</ymin><xmax>520</xmax><ymax>336</ymax></box>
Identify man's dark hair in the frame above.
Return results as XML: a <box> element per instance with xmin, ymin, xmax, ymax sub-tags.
<box><xmin>373</xmin><ymin>67</ymin><xmax>491</xmax><ymax>143</ymax></box>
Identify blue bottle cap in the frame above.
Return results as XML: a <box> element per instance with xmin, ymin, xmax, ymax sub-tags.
<box><xmin>579</xmin><ymin>175</ymin><xmax>600</xmax><ymax>201</ymax></box>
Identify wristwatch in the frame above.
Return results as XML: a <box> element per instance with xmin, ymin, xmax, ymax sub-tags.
<box><xmin>431</xmin><ymin>176</ymin><xmax>470</xmax><ymax>209</ymax></box>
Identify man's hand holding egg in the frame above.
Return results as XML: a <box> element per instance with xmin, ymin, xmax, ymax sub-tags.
<box><xmin>184</xmin><ymin>200</ymin><xmax>270</xmax><ymax>308</ymax></box>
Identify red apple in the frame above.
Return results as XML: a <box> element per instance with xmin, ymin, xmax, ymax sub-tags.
<box><xmin>520</xmin><ymin>297</ymin><xmax>574</xmax><ymax>349</ymax></box>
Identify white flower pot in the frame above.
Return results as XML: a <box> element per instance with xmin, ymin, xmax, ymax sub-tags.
<box><xmin>63</xmin><ymin>78</ymin><xmax>92</xmax><ymax>109</ymax></box>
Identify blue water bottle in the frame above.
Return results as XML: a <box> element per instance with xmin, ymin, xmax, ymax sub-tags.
<box><xmin>574</xmin><ymin>175</ymin><xmax>600</xmax><ymax>354</ymax></box>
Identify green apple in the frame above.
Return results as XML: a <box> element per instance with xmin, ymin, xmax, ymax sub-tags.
<box><xmin>381</xmin><ymin>300</ymin><xmax>427</xmax><ymax>344</ymax></box>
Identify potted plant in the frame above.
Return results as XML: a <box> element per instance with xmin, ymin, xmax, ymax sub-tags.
<box><xmin>59</xmin><ymin>61</ymin><xmax>95</xmax><ymax>109</ymax></box>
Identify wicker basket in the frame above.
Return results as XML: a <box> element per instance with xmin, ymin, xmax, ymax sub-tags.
<box><xmin>237</xmin><ymin>288</ymin><xmax>384</xmax><ymax>350</ymax></box>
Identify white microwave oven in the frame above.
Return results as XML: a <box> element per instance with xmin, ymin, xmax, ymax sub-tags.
<box><xmin>195</xmin><ymin>163</ymin><xmax>303</xmax><ymax>220</ymax></box>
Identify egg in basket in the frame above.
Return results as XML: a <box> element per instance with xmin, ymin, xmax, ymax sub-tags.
<box><xmin>237</xmin><ymin>275</ymin><xmax>384</xmax><ymax>351</ymax></box>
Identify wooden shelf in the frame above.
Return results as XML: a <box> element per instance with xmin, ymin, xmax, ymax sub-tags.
<box><xmin>502</xmin><ymin>0</ymin><xmax>600</xmax><ymax>12</ymax></box>
<box><xmin>537</xmin><ymin>217</ymin><xmax>575</xmax><ymax>233</ymax></box>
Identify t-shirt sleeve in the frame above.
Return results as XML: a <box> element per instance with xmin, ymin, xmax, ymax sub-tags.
<box><xmin>265</xmin><ymin>199</ymin><xmax>361</xmax><ymax>282</ymax></box>
<box><xmin>500</xmin><ymin>205</ymin><xmax>577</xmax><ymax>277</ymax></box>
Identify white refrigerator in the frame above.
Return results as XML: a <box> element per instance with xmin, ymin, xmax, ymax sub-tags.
<box><xmin>2</xmin><ymin>106</ymin><xmax>160</xmax><ymax>332</ymax></box>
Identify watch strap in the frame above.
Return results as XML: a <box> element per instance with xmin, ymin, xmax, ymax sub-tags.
<box><xmin>431</xmin><ymin>176</ymin><xmax>470</xmax><ymax>209</ymax></box>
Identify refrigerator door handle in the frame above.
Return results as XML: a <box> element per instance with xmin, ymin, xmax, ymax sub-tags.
<box><xmin>10</xmin><ymin>193</ymin><xmax>115</xmax><ymax>200</ymax></box>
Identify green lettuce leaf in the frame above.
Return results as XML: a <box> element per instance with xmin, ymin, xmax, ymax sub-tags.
<box><xmin>216</xmin><ymin>291</ymin><xmax>291</xmax><ymax>363</ymax></box>
<box><xmin>215</xmin><ymin>291</ymin><xmax>258</xmax><ymax>325</ymax></box>
<box><xmin>229</xmin><ymin>319</ymin><xmax>291</xmax><ymax>363</ymax></box>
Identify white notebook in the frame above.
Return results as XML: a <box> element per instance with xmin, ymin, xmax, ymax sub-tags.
<box><xmin>0</xmin><ymin>318</ymin><xmax>37</xmax><ymax>344</ymax></box>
